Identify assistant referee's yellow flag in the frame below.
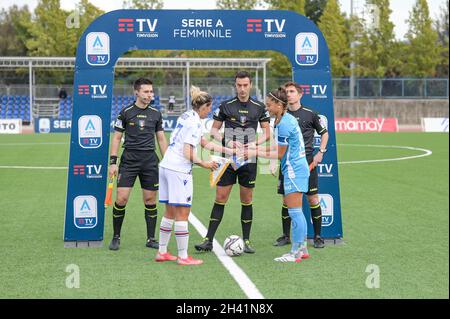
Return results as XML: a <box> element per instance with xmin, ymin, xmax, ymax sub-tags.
<box><xmin>104</xmin><ymin>176</ymin><xmax>114</xmax><ymax>208</ymax></box>
<box><xmin>209</xmin><ymin>155</ymin><xmax>231</xmax><ymax>187</ymax></box>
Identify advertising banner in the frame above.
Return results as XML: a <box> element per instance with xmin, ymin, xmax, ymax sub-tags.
<box><xmin>335</xmin><ymin>118</ymin><xmax>399</xmax><ymax>132</ymax></box>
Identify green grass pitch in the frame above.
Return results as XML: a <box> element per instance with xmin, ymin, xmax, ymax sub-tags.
<box><xmin>0</xmin><ymin>132</ymin><xmax>448</xmax><ymax>298</ymax></box>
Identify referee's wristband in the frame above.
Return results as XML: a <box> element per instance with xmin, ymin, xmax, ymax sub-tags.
<box><xmin>109</xmin><ymin>156</ymin><xmax>118</xmax><ymax>165</ymax></box>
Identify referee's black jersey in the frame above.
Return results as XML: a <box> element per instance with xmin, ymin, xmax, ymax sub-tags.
<box><xmin>213</xmin><ymin>96</ymin><xmax>270</xmax><ymax>145</ymax></box>
<box><xmin>114</xmin><ymin>103</ymin><xmax>164</xmax><ymax>151</ymax></box>
<box><xmin>288</xmin><ymin>105</ymin><xmax>327</xmax><ymax>156</ymax></box>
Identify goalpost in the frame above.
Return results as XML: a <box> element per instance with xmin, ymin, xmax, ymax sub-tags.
<box><xmin>63</xmin><ymin>9</ymin><xmax>343</xmax><ymax>247</ymax></box>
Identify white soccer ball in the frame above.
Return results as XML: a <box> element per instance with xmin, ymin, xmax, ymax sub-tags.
<box><xmin>223</xmin><ymin>235</ymin><xmax>244</xmax><ymax>257</ymax></box>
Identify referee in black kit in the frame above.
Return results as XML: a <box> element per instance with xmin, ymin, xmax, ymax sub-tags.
<box><xmin>108</xmin><ymin>78</ymin><xmax>168</xmax><ymax>251</ymax></box>
<box><xmin>195</xmin><ymin>71</ymin><xmax>271</xmax><ymax>253</ymax></box>
<box><xmin>273</xmin><ymin>81</ymin><xmax>329</xmax><ymax>249</ymax></box>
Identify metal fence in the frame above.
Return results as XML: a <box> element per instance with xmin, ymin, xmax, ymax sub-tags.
<box><xmin>333</xmin><ymin>78</ymin><xmax>449</xmax><ymax>99</ymax></box>
<box><xmin>0</xmin><ymin>78</ymin><xmax>448</xmax><ymax>99</ymax></box>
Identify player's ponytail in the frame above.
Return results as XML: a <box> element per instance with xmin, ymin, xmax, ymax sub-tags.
<box><xmin>267</xmin><ymin>87</ymin><xmax>288</xmax><ymax>108</ymax></box>
<box><xmin>190</xmin><ymin>85</ymin><xmax>212</xmax><ymax>110</ymax></box>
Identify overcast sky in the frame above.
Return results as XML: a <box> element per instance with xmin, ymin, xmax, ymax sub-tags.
<box><xmin>1</xmin><ymin>0</ymin><xmax>447</xmax><ymax>40</ymax></box>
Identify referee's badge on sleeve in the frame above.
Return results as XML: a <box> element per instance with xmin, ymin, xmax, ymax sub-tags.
<box><xmin>115</xmin><ymin>119</ymin><xmax>123</xmax><ymax>129</ymax></box>
<box><xmin>319</xmin><ymin>115</ymin><xmax>328</xmax><ymax>130</ymax></box>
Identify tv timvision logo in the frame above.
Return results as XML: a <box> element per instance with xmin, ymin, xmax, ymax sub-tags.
<box><xmin>78</xmin><ymin>84</ymin><xmax>107</xmax><ymax>99</ymax></box>
<box><xmin>78</xmin><ymin>115</ymin><xmax>102</xmax><ymax>149</ymax></box>
<box><xmin>86</xmin><ymin>32</ymin><xmax>110</xmax><ymax>66</ymax></box>
<box><xmin>246</xmin><ymin>18</ymin><xmax>286</xmax><ymax>38</ymax></box>
<box><xmin>118</xmin><ymin>18</ymin><xmax>158</xmax><ymax>38</ymax></box>
<box><xmin>319</xmin><ymin>194</ymin><xmax>334</xmax><ymax>227</ymax></box>
<box><xmin>300</xmin><ymin>84</ymin><xmax>327</xmax><ymax>99</ymax></box>
<box><xmin>295</xmin><ymin>32</ymin><xmax>318</xmax><ymax>66</ymax></box>
<box><xmin>73</xmin><ymin>195</ymin><xmax>97</xmax><ymax>229</ymax></box>
<box><xmin>73</xmin><ymin>164</ymin><xmax>103</xmax><ymax>179</ymax></box>
<box><xmin>317</xmin><ymin>163</ymin><xmax>333</xmax><ymax>178</ymax></box>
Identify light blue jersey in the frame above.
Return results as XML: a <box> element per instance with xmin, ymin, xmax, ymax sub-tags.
<box><xmin>275</xmin><ymin>112</ymin><xmax>310</xmax><ymax>194</ymax></box>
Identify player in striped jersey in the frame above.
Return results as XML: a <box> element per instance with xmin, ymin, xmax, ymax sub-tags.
<box><xmin>155</xmin><ymin>86</ymin><xmax>234</xmax><ymax>266</ymax></box>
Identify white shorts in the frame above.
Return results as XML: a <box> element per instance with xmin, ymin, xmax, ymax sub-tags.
<box><xmin>159</xmin><ymin>166</ymin><xmax>193</xmax><ymax>207</ymax></box>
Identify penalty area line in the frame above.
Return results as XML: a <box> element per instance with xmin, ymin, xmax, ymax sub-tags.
<box><xmin>338</xmin><ymin>144</ymin><xmax>432</xmax><ymax>164</ymax></box>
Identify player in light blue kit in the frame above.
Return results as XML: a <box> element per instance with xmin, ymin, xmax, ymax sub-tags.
<box><xmin>246</xmin><ymin>87</ymin><xmax>310</xmax><ymax>262</ymax></box>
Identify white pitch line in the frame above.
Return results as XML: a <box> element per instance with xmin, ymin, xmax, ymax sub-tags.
<box><xmin>0</xmin><ymin>142</ymin><xmax>433</xmax><ymax>297</ymax></box>
<box><xmin>0</xmin><ymin>144</ymin><xmax>433</xmax><ymax>169</ymax></box>
<box><xmin>188</xmin><ymin>212</ymin><xmax>265</xmax><ymax>299</ymax></box>
<box><xmin>0</xmin><ymin>165</ymin><xmax>67</xmax><ymax>170</ymax></box>
<box><xmin>0</xmin><ymin>142</ymin><xmax>67</xmax><ymax>146</ymax></box>
<box><xmin>338</xmin><ymin>144</ymin><xmax>432</xmax><ymax>164</ymax></box>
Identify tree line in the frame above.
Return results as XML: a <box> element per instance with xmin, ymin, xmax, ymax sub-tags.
<box><xmin>0</xmin><ymin>0</ymin><xmax>448</xmax><ymax>82</ymax></box>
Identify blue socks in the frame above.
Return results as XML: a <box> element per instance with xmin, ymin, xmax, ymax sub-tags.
<box><xmin>288</xmin><ymin>207</ymin><xmax>307</xmax><ymax>254</ymax></box>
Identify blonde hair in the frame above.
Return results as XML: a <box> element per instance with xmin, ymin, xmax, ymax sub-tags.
<box><xmin>190</xmin><ymin>85</ymin><xmax>212</xmax><ymax>110</ymax></box>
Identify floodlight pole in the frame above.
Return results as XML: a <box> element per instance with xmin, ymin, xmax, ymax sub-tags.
<box><xmin>186</xmin><ymin>61</ymin><xmax>190</xmax><ymax>109</ymax></box>
<box><xmin>255</xmin><ymin>69</ymin><xmax>259</xmax><ymax>99</ymax></box>
<box><xmin>350</xmin><ymin>0</ymin><xmax>356</xmax><ymax>99</ymax></box>
<box><xmin>29</xmin><ymin>61</ymin><xmax>33</xmax><ymax>124</ymax></box>
<box><xmin>263</xmin><ymin>61</ymin><xmax>267</xmax><ymax>99</ymax></box>
<box><xmin>182</xmin><ymin>69</ymin><xmax>186</xmax><ymax>108</ymax></box>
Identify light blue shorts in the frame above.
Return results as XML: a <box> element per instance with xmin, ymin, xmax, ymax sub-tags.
<box><xmin>283</xmin><ymin>176</ymin><xmax>309</xmax><ymax>195</ymax></box>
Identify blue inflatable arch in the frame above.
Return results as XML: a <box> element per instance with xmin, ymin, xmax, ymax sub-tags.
<box><xmin>64</xmin><ymin>9</ymin><xmax>343</xmax><ymax>246</ymax></box>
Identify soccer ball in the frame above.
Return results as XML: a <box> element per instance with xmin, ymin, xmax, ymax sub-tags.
<box><xmin>223</xmin><ymin>235</ymin><xmax>244</xmax><ymax>257</ymax></box>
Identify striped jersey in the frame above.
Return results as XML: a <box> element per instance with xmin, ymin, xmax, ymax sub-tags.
<box><xmin>159</xmin><ymin>110</ymin><xmax>203</xmax><ymax>174</ymax></box>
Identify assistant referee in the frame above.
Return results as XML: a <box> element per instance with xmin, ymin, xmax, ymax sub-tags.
<box><xmin>108</xmin><ymin>78</ymin><xmax>168</xmax><ymax>251</ymax></box>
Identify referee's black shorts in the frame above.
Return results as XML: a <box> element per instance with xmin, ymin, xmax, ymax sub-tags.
<box><xmin>277</xmin><ymin>156</ymin><xmax>318</xmax><ymax>196</ymax></box>
<box><xmin>117</xmin><ymin>149</ymin><xmax>159</xmax><ymax>191</ymax></box>
<box><xmin>217</xmin><ymin>163</ymin><xmax>258</xmax><ymax>189</ymax></box>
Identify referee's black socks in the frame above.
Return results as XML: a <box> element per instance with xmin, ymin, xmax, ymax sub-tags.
<box><xmin>310</xmin><ymin>203</ymin><xmax>322</xmax><ymax>237</ymax></box>
<box><xmin>205</xmin><ymin>201</ymin><xmax>225</xmax><ymax>241</ymax></box>
<box><xmin>145</xmin><ymin>204</ymin><xmax>158</xmax><ymax>239</ymax></box>
<box><xmin>241</xmin><ymin>202</ymin><xmax>253</xmax><ymax>241</ymax></box>
<box><xmin>112</xmin><ymin>202</ymin><xmax>126</xmax><ymax>238</ymax></box>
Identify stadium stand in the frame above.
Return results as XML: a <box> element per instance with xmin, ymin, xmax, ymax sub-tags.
<box><xmin>0</xmin><ymin>95</ymin><xmax>31</xmax><ymax>121</ymax></box>
<box><xmin>0</xmin><ymin>94</ymin><xmax>236</xmax><ymax>121</ymax></box>
<box><xmin>0</xmin><ymin>57</ymin><xmax>271</xmax><ymax>124</ymax></box>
